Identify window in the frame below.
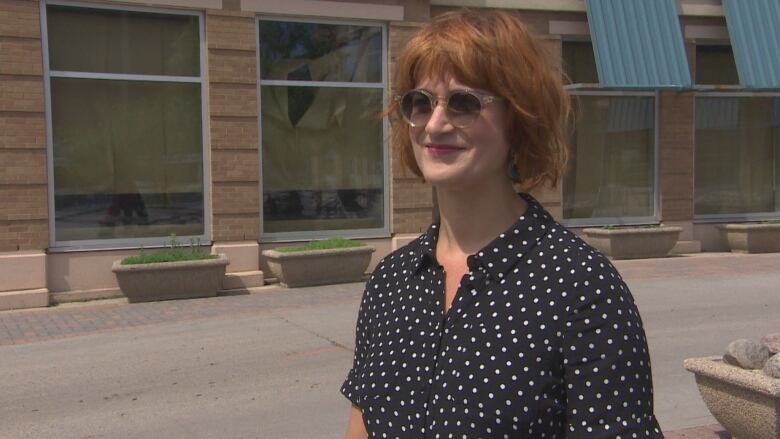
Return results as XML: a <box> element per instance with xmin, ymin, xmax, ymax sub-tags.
<box><xmin>694</xmin><ymin>44</ymin><xmax>780</xmax><ymax>217</ymax></box>
<box><xmin>44</xmin><ymin>4</ymin><xmax>206</xmax><ymax>246</ymax></box>
<box><xmin>561</xmin><ymin>42</ymin><xmax>657</xmax><ymax>224</ymax></box>
<box><xmin>695</xmin><ymin>96</ymin><xmax>780</xmax><ymax>215</ymax></box>
<box><xmin>695</xmin><ymin>45</ymin><xmax>739</xmax><ymax>86</ymax></box>
<box><xmin>562</xmin><ymin>41</ymin><xmax>598</xmax><ymax>85</ymax></box>
<box><xmin>258</xmin><ymin>19</ymin><xmax>386</xmax><ymax>237</ymax></box>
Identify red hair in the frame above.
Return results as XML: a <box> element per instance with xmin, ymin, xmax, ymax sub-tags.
<box><xmin>388</xmin><ymin>9</ymin><xmax>572</xmax><ymax>190</ymax></box>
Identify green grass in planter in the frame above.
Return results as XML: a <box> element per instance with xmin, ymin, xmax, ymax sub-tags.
<box><xmin>121</xmin><ymin>250</ymin><xmax>217</xmax><ymax>265</ymax></box>
<box><xmin>276</xmin><ymin>237</ymin><xmax>367</xmax><ymax>253</ymax></box>
<box><xmin>766</xmin><ymin>220</ymin><xmax>780</xmax><ymax>224</ymax></box>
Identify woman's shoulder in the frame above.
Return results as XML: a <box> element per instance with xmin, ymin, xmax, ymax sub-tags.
<box><xmin>531</xmin><ymin>211</ymin><xmax>625</xmax><ymax>287</ymax></box>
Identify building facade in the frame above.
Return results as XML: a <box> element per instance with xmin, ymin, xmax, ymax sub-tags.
<box><xmin>1</xmin><ymin>0</ymin><xmax>778</xmax><ymax>310</ymax></box>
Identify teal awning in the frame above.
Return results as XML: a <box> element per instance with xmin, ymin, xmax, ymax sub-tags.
<box><xmin>585</xmin><ymin>0</ymin><xmax>691</xmax><ymax>88</ymax></box>
<box><xmin>723</xmin><ymin>0</ymin><xmax>780</xmax><ymax>89</ymax></box>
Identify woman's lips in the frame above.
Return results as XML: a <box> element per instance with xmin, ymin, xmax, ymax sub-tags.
<box><xmin>426</xmin><ymin>144</ymin><xmax>465</xmax><ymax>157</ymax></box>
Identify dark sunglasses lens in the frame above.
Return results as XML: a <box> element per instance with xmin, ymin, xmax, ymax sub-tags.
<box><xmin>401</xmin><ymin>91</ymin><xmax>432</xmax><ymax>126</ymax></box>
<box><xmin>447</xmin><ymin>92</ymin><xmax>482</xmax><ymax>126</ymax></box>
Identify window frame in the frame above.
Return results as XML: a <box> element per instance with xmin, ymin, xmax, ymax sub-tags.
<box><xmin>560</xmin><ymin>40</ymin><xmax>660</xmax><ymax>227</ymax></box>
<box><xmin>255</xmin><ymin>15</ymin><xmax>390</xmax><ymax>243</ymax></box>
<box><xmin>692</xmin><ymin>39</ymin><xmax>780</xmax><ymax>221</ymax></box>
<box><xmin>41</xmin><ymin>0</ymin><xmax>211</xmax><ymax>251</ymax></box>
<box><xmin>692</xmin><ymin>90</ymin><xmax>780</xmax><ymax>223</ymax></box>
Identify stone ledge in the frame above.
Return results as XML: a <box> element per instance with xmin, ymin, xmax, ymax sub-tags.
<box><xmin>0</xmin><ymin>288</ymin><xmax>48</xmax><ymax>311</ymax></box>
<box><xmin>0</xmin><ymin>250</ymin><xmax>46</xmax><ymax>292</ymax></box>
<box><xmin>50</xmin><ymin>287</ymin><xmax>123</xmax><ymax>304</ymax></box>
<box><xmin>221</xmin><ymin>270</ymin><xmax>264</xmax><ymax>291</ymax></box>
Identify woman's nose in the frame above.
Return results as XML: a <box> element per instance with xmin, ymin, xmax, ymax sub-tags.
<box><xmin>425</xmin><ymin>101</ymin><xmax>453</xmax><ymax>134</ymax></box>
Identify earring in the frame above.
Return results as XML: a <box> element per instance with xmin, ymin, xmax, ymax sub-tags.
<box><xmin>507</xmin><ymin>151</ymin><xmax>521</xmax><ymax>183</ymax></box>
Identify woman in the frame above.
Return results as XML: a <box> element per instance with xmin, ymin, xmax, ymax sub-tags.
<box><xmin>342</xmin><ymin>9</ymin><xmax>663</xmax><ymax>439</ymax></box>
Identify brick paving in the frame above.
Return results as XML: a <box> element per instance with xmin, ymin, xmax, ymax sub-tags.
<box><xmin>2</xmin><ymin>252</ymin><xmax>774</xmax><ymax>438</ymax></box>
<box><xmin>0</xmin><ymin>285</ymin><xmax>356</xmax><ymax>347</ymax></box>
<box><xmin>663</xmin><ymin>423</ymin><xmax>730</xmax><ymax>439</ymax></box>
<box><xmin>616</xmin><ymin>251</ymin><xmax>780</xmax><ymax>281</ymax></box>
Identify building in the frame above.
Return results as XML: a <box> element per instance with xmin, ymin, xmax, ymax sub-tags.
<box><xmin>1</xmin><ymin>0</ymin><xmax>778</xmax><ymax>310</ymax></box>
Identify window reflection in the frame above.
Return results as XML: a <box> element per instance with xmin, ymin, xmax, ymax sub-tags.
<box><xmin>563</xmin><ymin>96</ymin><xmax>655</xmax><ymax>219</ymax></box>
<box><xmin>259</xmin><ymin>19</ymin><xmax>385</xmax><ymax>235</ymax></box>
<box><xmin>259</xmin><ymin>20</ymin><xmax>382</xmax><ymax>83</ymax></box>
<box><xmin>695</xmin><ymin>97</ymin><xmax>780</xmax><ymax>215</ymax></box>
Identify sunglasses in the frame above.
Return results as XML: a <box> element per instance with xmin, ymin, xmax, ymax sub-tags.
<box><xmin>394</xmin><ymin>89</ymin><xmax>505</xmax><ymax>128</ymax></box>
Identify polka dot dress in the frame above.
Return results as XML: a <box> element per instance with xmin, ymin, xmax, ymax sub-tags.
<box><xmin>342</xmin><ymin>193</ymin><xmax>663</xmax><ymax>438</ymax></box>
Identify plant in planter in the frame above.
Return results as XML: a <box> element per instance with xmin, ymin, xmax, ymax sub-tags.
<box><xmin>718</xmin><ymin>220</ymin><xmax>780</xmax><ymax>253</ymax></box>
<box><xmin>262</xmin><ymin>237</ymin><xmax>375</xmax><ymax>288</ymax></box>
<box><xmin>582</xmin><ymin>224</ymin><xmax>682</xmax><ymax>260</ymax></box>
<box><xmin>684</xmin><ymin>334</ymin><xmax>780</xmax><ymax>439</ymax></box>
<box><xmin>112</xmin><ymin>235</ymin><xmax>229</xmax><ymax>303</ymax></box>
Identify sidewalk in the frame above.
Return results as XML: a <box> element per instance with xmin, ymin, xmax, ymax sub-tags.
<box><xmin>3</xmin><ymin>252</ymin><xmax>776</xmax><ymax>438</ymax></box>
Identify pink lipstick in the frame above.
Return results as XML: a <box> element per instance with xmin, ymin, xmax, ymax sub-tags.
<box><xmin>426</xmin><ymin>144</ymin><xmax>465</xmax><ymax>157</ymax></box>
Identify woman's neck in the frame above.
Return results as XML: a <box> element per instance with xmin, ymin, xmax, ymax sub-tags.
<box><xmin>435</xmin><ymin>179</ymin><xmax>528</xmax><ymax>258</ymax></box>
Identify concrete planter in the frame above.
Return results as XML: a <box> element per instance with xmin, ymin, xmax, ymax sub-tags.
<box><xmin>262</xmin><ymin>246</ymin><xmax>375</xmax><ymax>288</ymax></box>
<box><xmin>718</xmin><ymin>223</ymin><xmax>780</xmax><ymax>253</ymax></box>
<box><xmin>582</xmin><ymin>226</ymin><xmax>682</xmax><ymax>260</ymax></box>
<box><xmin>112</xmin><ymin>254</ymin><xmax>229</xmax><ymax>303</ymax></box>
<box><xmin>684</xmin><ymin>356</ymin><xmax>780</xmax><ymax>439</ymax></box>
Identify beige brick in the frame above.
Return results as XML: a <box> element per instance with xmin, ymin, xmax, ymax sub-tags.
<box><xmin>392</xmin><ymin>206</ymin><xmax>432</xmax><ymax>234</ymax></box>
<box><xmin>660</xmin><ymin>198</ymin><xmax>694</xmax><ymax>222</ymax></box>
<box><xmin>392</xmin><ymin>178</ymin><xmax>432</xmax><ymax>210</ymax></box>
<box><xmin>212</xmin><ymin>182</ymin><xmax>259</xmax><ymax>215</ymax></box>
<box><xmin>660</xmin><ymin>174</ymin><xmax>694</xmax><ymax>200</ymax></box>
<box><xmin>0</xmin><ymin>219</ymin><xmax>48</xmax><ymax>251</ymax></box>
<box><xmin>209</xmin><ymin>116</ymin><xmax>258</xmax><ymax>150</ymax></box>
<box><xmin>211</xmin><ymin>149</ymin><xmax>259</xmax><ymax>182</ymax></box>
<box><xmin>388</xmin><ymin>23</ymin><xmax>422</xmax><ymax>84</ymax></box>
<box><xmin>0</xmin><ymin>112</ymin><xmax>46</xmax><ymax>149</ymax></box>
<box><xmin>658</xmin><ymin>90</ymin><xmax>695</xmax><ymax>222</ymax></box>
<box><xmin>529</xmin><ymin>183</ymin><xmax>561</xmax><ymax>206</ymax></box>
<box><xmin>0</xmin><ymin>149</ymin><xmax>47</xmax><ymax>184</ymax></box>
<box><xmin>208</xmin><ymin>49</ymin><xmax>256</xmax><ymax>84</ymax></box>
<box><xmin>0</xmin><ymin>75</ymin><xmax>44</xmax><ymax>112</ymax></box>
<box><xmin>209</xmin><ymin>83</ymin><xmax>257</xmax><ymax>117</ymax></box>
<box><xmin>212</xmin><ymin>213</ymin><xmax>259</xmax><ymax>241</ymax></box>
<box><xmin>390</xmin><ymin>149</ymin><xmax>421</xmax><ymax>179</ymax></box>
<box><xmin>0</xmin><ymin>184</ymin><xmax>48</xmax><ymax>221</ymax></box>
<box><xmin>0</xmin><ymin>37</ymin><xmax>43</xmax><ymax>76</ymax></box>
<box><xmin>0</xmin><ymin>0</ymin><xmax>41</xmax><ymax>39</ymax></box>
<box><xmin>661</xmin><ymin>147</ymin><xmax>694</xmax><ymax>175</ymax></box>
<box><xmin>206</xmin><ymin>13</ymin><xmax>256</xmax><ymax>51</ymax></box>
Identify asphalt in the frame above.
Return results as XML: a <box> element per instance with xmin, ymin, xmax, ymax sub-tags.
<box><xmin>3</xmin><ymin>251</ymin><xmax>779</xmax><ymax>438</ymax></box>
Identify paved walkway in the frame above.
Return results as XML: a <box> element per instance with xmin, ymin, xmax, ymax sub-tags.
<box><xmin>4</xmin><ymin>252</ymin><xmax>777</xmax><ymax>438</ymax></box>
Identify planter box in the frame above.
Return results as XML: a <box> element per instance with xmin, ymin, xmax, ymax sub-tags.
<box><xmin>684</xmin><ymin>356</ymin><xmax>780</xmax><ymax>439</ymax></box>
<box><xmin>262</xmin><ymin>246</ymin><xmax>375</xmax><ymax>288</ymax></box>
<box><xmin>582</xmin><ymin>227</ymin><xmax>682</xmax><ymax>260</ymax></box>
<box><xmin>112</xmin><ymin>254</ymin><xmax>229</xmax><ymax>303</ymax></box>
<box><xmin>719</xmin><ymin>223</ymin><xmax>780</xmax><ymax>253</ymax></box>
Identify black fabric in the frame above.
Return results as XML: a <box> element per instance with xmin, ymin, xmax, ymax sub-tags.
<box><xmin>342</xmin><ymin>193</ymin><xmax>663</xmax><ymax>439</ymax></box>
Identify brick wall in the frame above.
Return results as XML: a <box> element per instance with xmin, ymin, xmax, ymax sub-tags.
<box><xmin>388</xmin><ymin>21</ymin><xmax>434</xmax><ymax>234</ymax></box>
<box><xmin>206</xmin><ymin>9</ymin><xmax>260</xmax><ymax>242</ymax></box>
<box><xmin>0</xmin><ymin>0</ymin><xmax>48</xmax><ymax>252</ymax></box>
<box><xmin>658</xmin><ymin>88</ymin><xmax>695</xmax><ymax>222</ymax></box>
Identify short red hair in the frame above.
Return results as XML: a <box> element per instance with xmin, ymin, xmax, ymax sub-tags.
<box><xmin>388</xmin><ymin>9</ymin><xmax>572</xmax><ymax>190</ymax></box>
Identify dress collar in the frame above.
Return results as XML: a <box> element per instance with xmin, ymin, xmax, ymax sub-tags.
<box><xmin>411</xmin><ymin>193</ymin><xmax>552</xmax><ymax>279</ymax></box>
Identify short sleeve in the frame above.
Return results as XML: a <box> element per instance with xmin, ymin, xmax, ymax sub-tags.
<box><xmin>340</xmin><ymin>274</ymin><xmax>375</xmax><ymax>407</ymax></box>
<box><xmin>562</xmin><ymin>256</ymin><xmax>664</xmax><ymax>438</ymax></box>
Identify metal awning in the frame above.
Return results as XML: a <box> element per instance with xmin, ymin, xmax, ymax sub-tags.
<box><xmin>723</xmin><ymin>0</ymin><xmax>780</xmax><ymax>89</ymax></box>
<box><xmin>585</xmin><ymin>0</ymin><xmax>691</xmax><ymax>88</ymax></box>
